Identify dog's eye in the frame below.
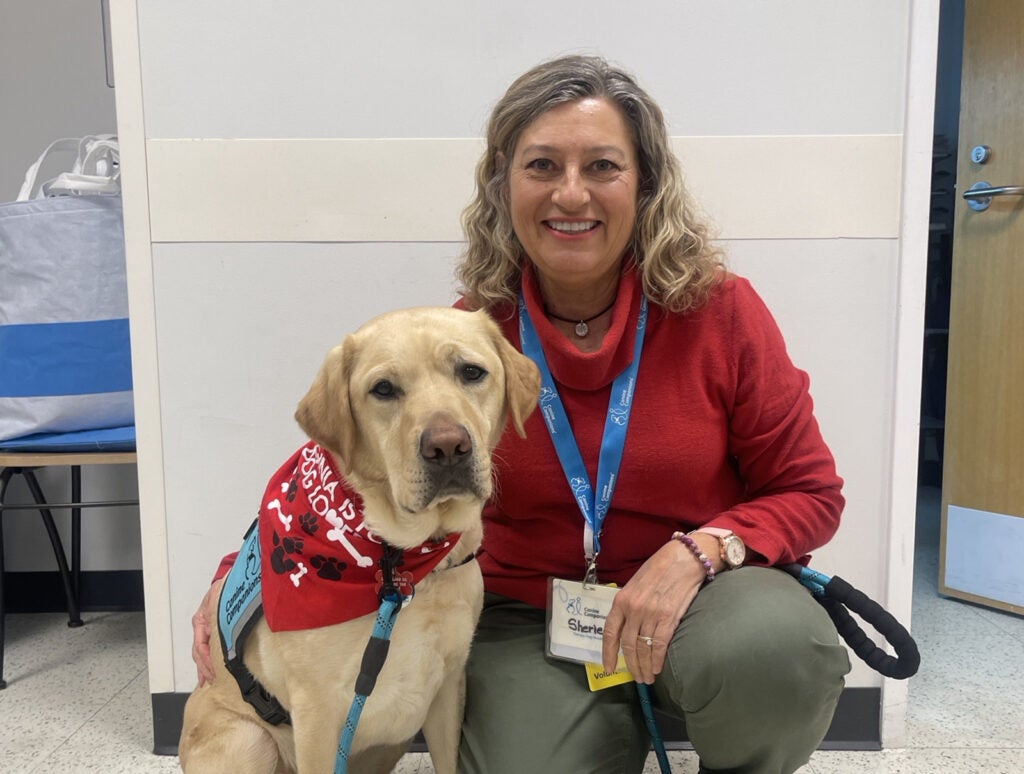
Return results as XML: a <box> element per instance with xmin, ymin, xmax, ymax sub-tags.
<box><xmin>459</xmin><ymin>364</ymin><xmax>488</xmax><ymax>383</ymax></box>
<box><xmin>370</xmin><ymin>379</ymin><xmax>398</xmax><ymax>400</ymax></box>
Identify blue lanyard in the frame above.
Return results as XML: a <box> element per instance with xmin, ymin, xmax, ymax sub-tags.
<box><xmin>518</xmin><ymin>292</ymin><xmax>648</xmax><ymax>572</ymax></box>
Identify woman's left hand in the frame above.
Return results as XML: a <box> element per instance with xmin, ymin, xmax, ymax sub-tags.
<box><xmin>601</xmin><ymin>537</ymin><xmax>710</xmax><ymax>683</ymax></box>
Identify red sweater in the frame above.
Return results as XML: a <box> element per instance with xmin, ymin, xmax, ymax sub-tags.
<box><xmin>469</xmin><ymin>266</ymin><xmax>843</xmax><ymax>609</ymax></box>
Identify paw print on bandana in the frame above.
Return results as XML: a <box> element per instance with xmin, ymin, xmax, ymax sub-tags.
<box><xmin>284</xmin><ymin>475</ymin><xmax>299</xmax><ymax>503</ymax></box>
<box><xmin>270</xmin><ymin>531</ymin><xmax>305</xmax><ymax>575</ymax></box>
<box><xmin>310</xmin><ymin>554</ymin><xmax>347</xmax><ymax>581</ymax></box>
<box><xmin>299</xmin><ymin>511</ymin><xmax>319</xmax><ymax>536</ymax></box>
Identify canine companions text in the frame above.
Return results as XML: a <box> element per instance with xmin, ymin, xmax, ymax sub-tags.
<box><xmin>179</xmin><ymin>307</ymin><xmax>540</xmax><ymax>774</ymax></box>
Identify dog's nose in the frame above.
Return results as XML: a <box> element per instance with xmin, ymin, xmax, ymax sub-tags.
<box><xmin>420</xmin><ymin>422</ymin><xmax>472</xmax><ymax>467</ymax></box>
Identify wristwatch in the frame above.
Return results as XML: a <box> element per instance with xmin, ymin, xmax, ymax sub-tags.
<box><xmin>693</xmin><ymin>527</ymin><xmax>746</xmax><ymax>570</ymax></box>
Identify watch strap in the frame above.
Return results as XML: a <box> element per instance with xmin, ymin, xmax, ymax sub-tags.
<box><xmin>694</xmin><ymin>527</ymin><xmax>733</xmax><ymax>539</ymax></box>
<box><xmin>692</xmin><ymin>527</ymin><xmax>745</xmax><ymax>569</ymax></box>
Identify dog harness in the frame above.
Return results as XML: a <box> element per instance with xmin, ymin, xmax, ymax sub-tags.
<box><xmin>218</xmin><ymin>519</ymin><xmax>290</xmax><ymax>724</ymax></box>
<box><xmin>217</xmin><ymin>441</ymin><xmax>464</xmax><ymax>725</ymax></box>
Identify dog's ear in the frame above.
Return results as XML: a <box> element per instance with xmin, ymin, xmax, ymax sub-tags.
<box><xmin>488</xmin><ymin>320</ymin><xmax>541</xmax><ymax>439</ymax></box>
<box><xmin>295</xmin><ymin>337</ymin><xmax>359</xmax><ymax>461</ymax></box>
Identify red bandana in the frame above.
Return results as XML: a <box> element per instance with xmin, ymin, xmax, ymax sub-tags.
<box><xmin>257</xmin><ymin>442</ymin><xmax>461</xmax><ymax>631</ymax></box>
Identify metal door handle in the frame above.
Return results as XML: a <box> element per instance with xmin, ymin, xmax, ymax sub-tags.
<box><xmin>963</xmin><ymin>181</ymin><xmax>1024</xmax><ymax>211</ymax></box>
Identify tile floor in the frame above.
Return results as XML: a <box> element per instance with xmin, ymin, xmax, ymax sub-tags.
<box><xmin>1</xmin><ymin>486</ymin><xmax>1022</xmax><ymax>773</ymax></box>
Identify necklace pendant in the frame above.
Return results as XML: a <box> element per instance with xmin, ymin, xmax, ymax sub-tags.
<box><xmin>574</xmin><ymin>321</ymin><xmax>589</xmax><ymax>337</ymax></box>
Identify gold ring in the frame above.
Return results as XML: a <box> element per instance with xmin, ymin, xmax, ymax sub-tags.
<box><xmin>638</xmin><ymin>635</ymin><xmax>654</xmax><ymax>646</ymax></box>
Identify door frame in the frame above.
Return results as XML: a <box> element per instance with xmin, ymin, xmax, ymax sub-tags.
<box><xmin>885</xmin><ymin>0</ymin><xmax>942</xmax><ymax>748</ymax></box>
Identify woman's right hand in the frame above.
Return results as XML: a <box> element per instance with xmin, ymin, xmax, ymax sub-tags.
<box><xmin>192</xmin><ymin>577</ymin><xmax>225</xmax><ymax>686</ymax></box>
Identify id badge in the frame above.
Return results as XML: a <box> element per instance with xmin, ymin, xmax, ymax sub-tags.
<box><xmin>546</xmin><ymin>578</ymin><xmax>620</xmax><ymax>665</ymax></box>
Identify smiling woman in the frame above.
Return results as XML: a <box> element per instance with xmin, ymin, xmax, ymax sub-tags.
<box><xmin>451</xmin><ymin>54</ymin><xmax>851</xmax><ymax>774</ymax></box>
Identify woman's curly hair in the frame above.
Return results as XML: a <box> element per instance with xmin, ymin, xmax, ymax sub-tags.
<box><xmin>457</xmin><ymin>54</ymin><xmax>724</xmax><ymax>313</ymax></box>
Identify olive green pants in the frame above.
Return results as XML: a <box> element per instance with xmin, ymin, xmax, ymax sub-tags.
<box><xmin>457</xmin><ymin>567</ymin><xmax>851</xmax><ymax>774</ymax></box>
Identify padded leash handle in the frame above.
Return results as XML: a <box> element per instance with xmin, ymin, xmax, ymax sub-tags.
<box><xmin>780</xmin><ymin>564</ymin><xmax>920</xmax><ymax>680</ymax></box>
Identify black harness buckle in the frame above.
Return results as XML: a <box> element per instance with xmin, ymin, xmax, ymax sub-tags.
<box><xmin>225</xmin><ymin>657</ymin><xmax>291</xmax><ymax>726</ymax></box>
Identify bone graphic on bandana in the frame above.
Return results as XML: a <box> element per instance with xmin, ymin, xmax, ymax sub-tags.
<box><xmin>325</xmin><ymin>504</ymin><xmax>374</xmax><ymax>567</ymax></box>
<box><xmin>289</xmin><ymin>561</ymin><xmax>308</xmax><ymax>587</ymax></box>
<box><xmin>267</xmin><ymin>499</ymin><xmax>293</xmax><ymax>532</ymax></box>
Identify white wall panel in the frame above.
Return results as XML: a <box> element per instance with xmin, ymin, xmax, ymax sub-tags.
<box><xmin>136</xmin><ymin>0</ymin><xmax>908</xmax><ymax>138</ymax></box>
<box><xmin>146</xmin><ymin>139</ymin><xmax>483</xmax><ymax>243</ymax></box>
<box><xmin>147</xmin><ymin>135</ymin><xmax>901</xmax><ymax>243</ymax></box>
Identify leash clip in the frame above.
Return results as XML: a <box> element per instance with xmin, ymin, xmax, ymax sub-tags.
<box><xmin>375</xmin><ymin>543</ymin><xmax>415</xmax><ymax>605</ymax></box>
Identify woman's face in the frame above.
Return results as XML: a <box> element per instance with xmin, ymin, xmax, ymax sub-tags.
<box><xmin>507</xmin><ymin>97</ymin><xmax>639</xmax><ymax>294</ymax></box>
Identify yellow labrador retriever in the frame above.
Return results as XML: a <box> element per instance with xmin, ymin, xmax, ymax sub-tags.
<box><xmin>179</xmin><ymin>307</ymin><xmax>539</xmax><ymax>774</ymax></box>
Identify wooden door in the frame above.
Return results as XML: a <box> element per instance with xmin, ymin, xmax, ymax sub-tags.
<box><xmin>939</xmin><ymin>0</ymin><xmax>1024</xmax><ymax>614</ymax></box>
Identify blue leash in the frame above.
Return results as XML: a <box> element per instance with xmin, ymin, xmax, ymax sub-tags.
<box><xmin>790</xmin><ymin>565</ymin><xmax>832</xmax><ymax>597</ymax></box>
<box><xmin>633</xmin><ymin>567</ymin><xmax>832</xmax><ymax>774</ymax></box>
<box><xmin>334</xmin><ymin>540</ymin><xmax>413</xmax><ymax>774</ymax></box>
<box><xmin>636</xmin><ymin>563</ymin><xmax>920</xmax><ymax>774</ymax></box>
<box><xmin>334</xmin><ymin>593</ymin><xmax>405</xmax><ymax>774</ymax></box>
<box><xmin>637</xmin><ymin>682</ymin><xmax>671</xmax><ymax>772</ymax></box>
<box><xmin>779</xmin><ymin>563</ymin><xmax>920</xmax><ymax>680</ymax></box>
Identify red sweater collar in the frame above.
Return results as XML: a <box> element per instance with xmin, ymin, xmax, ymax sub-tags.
<box><xmin>521</xmin><ymin>262</ymin><xmax>644</xmax><ymax>391</ymax></box>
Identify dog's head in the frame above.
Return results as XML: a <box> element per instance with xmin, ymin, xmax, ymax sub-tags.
<box><xmin>295</xmin><ymin>307</ymin><xmax>539</xmax><ymax>544</ymax></box>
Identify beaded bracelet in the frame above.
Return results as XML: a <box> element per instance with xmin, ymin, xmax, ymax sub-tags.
<box><xmin>670</xmin><ymin>531</ymin><xmax>715</xmax><ymax>583</ymax></box>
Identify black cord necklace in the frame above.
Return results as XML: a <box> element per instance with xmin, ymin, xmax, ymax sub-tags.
<box><xmin>545</xmin><ymin>299</ymin><xmax>616</xmax><ymax>338</ymax></box>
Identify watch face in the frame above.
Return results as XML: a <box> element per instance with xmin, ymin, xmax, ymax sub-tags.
<box><xmin>723</xmin><ymin>536</ymin><xmax>746</xmax><ymax>566</ymax></box>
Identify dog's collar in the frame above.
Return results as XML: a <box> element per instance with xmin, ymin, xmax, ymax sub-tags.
<box><xmin>427</xmin><ymin>549</ymin><xmax>479</xmax><ymax>578</ymax></box>
<box><xmin>378</xmin><ymin>544</ymin><xmax>478</xmax><ymax>604</ymax></box>
<box><xmin>443</xmin><ymin>550</ymin><xmax>479</xmax><ymax>571</ymax></box>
